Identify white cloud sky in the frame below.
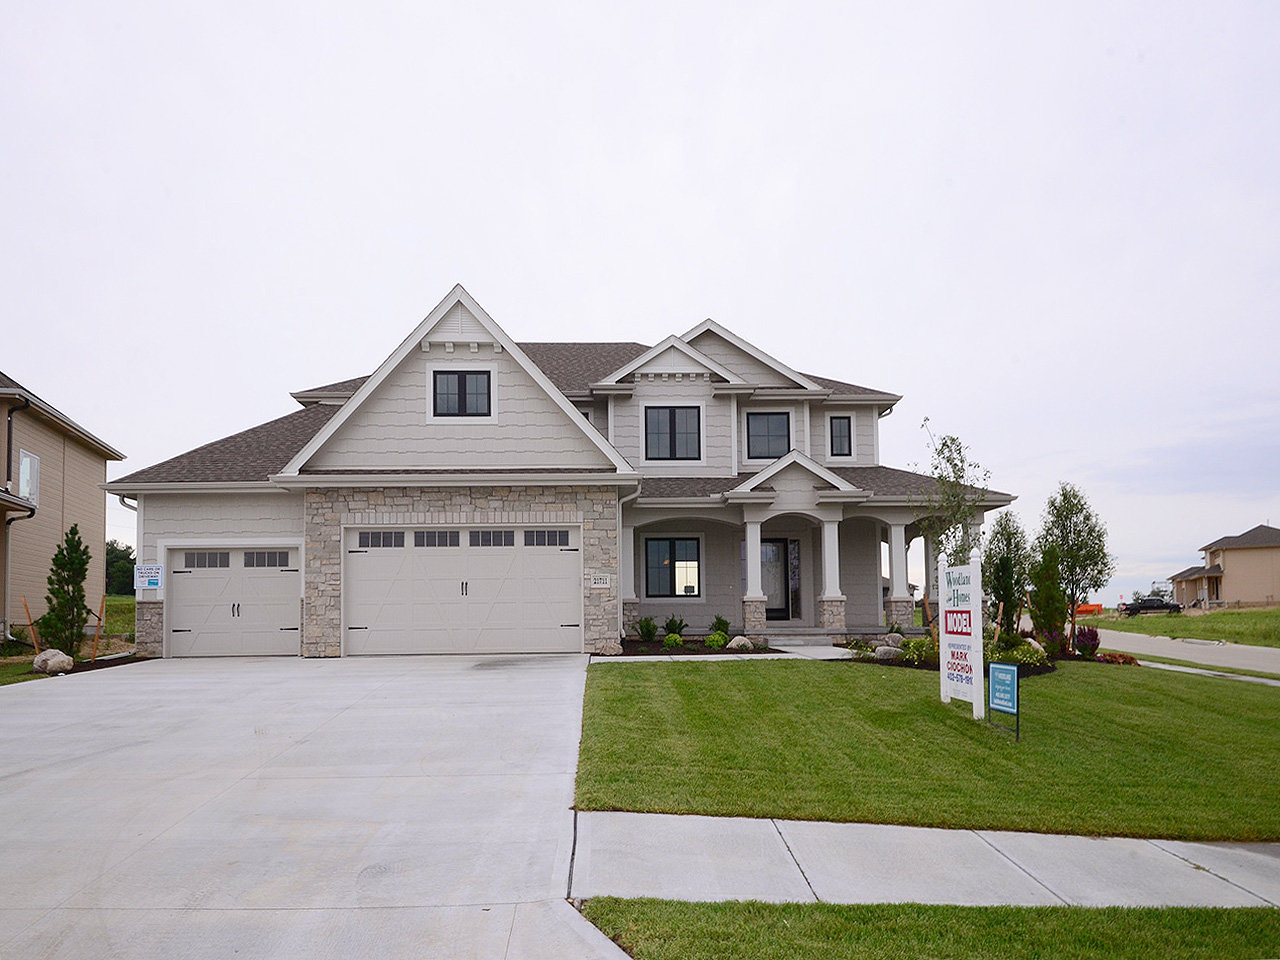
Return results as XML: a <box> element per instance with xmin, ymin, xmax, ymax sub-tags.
<box><xmin>4</xmin><ymin>1</ymin><xmax>1277</xmax><ymax>602</ymax></box>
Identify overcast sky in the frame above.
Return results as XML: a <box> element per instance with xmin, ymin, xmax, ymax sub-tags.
<box><xmin>4</xmin><ymin>2</ymin><xmax>1277</xmax><ymax>603</ymax></box>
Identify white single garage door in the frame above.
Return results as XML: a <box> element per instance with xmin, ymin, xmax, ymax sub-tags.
<box><xmin>344</xmin><ymin>526</ymin><xmax>582</xmax><ymax>654</ymax></box>
<box><xmin>168</xmin><ymin>548</ymin><xmax>302</xmax><ymax>656</ymax></box>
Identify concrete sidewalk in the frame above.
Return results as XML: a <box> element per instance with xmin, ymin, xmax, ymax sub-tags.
<box><xmin>571</xmin><ymin>812</ymin><xmax>1280</xmax><ymax>907</ymax></box>
<box><xmin>1097</xmin><ymin>627</ymin><xmax>1280</xmax><ymax>674</ymax></box>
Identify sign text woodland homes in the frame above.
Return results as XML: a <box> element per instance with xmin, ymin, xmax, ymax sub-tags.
<box><xmin>939</xmin><ymin>550</ymin><xmax>984</xmax><ymax>720</ymax></box>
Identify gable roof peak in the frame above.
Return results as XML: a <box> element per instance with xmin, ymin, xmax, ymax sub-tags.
<box><xmin>679</xmin><ymin>318</ymin><xmax>821</xmax><ymax>391</ymax></box>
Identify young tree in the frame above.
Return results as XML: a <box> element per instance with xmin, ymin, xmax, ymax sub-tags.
<box><xmin>105</xmin><ymin>539</ymin><xmax>136</xmax><ymax>596</ymax></box>
<box><xmin>42</xmin><ymin>524</ymin><xmax>93</xmax><ymax>656</ymax></box>
<box><xmin>1027</xmin><ymin>542</ymin><xmax>1068</xmax><ymax>647</ymax></box>
<box><xmin>915</xmin><ymin>420</ymin><xmax>991</xmax><ymax>572</ymax></box>
<box><xmin>981</xmin><ymin>510</ymin><xmax>1029</xmax><ymax>635</ymax></box>
<box><xmin>1035</xmin><ymin>482</ymin><xmax>1116</xmax><ymax>649</ymax></box>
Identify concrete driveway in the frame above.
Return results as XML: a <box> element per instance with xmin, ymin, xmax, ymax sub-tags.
<box><xmin>0</xmin><ymin>656</ymin><xmax>623</xmax><ymax>959</ymax></box>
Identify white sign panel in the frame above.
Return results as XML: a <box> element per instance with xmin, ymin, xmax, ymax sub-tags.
<box><xmin>134</xmin><ymin>563</ymin><xmax>164</xmax><ymax>591</ymax></box>
<box><xmin>939</xmin><ymin>550</ymin><xmax>984</xmax><ymax>720</ymax></box>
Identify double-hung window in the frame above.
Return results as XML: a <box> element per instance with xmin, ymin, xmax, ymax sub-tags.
<box><xmin>645</xmin><ymin>537</ymin><xmax>700</xmax><ymax>597</ymax></box>
<box><xmin>433</xmin><ymin>371</ymin><xmax>490</xmax><ymax>417</ymax></box>
<box><xmin>746</xmin><ymin>412</ymin><xmax>790</xmax><ymax>460</ymax></box>
<box><xmin>645</xmin><ymin>406</ymin><xmax>700</xmax><ymax>460</ymax></box>
<box><xmin>830</xmin><ymin>416</ymin><xmax>852</xmax><ymax>457</ymax></box>
<box><xmin>17</xmin><ymin>450</ymin><xmax>38</xmax><ymax>505</ymax></box>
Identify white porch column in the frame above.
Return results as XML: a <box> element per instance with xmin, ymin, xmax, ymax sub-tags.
<box><xmin>821</xmin><ymin>519</ymin><xmax>842</xmax><ymax>599</ymax></box>
<box><xmin>620</xmin><ymin>523</ymin><xmax>636</xmax><ymax>601</ymax></box>
<box><xmin>888</xmin><ymin>522</ymin><xmax>909</xmax><ymax>600</ymax></box>
<box><xmin>744</xmin><ymin>519</ymin><xmax>764</xmax><ymax>598</ymax></box>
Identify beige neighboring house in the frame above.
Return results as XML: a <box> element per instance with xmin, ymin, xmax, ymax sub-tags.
<box><xmin>105</xmin><ymin>284</ymin><xmax>1013</xmax><ymax>660</ymax></box>
<box><xmin>1170</xmin><ymin>524</ymin><xmax>1280</xmax><ymax>608</ymax></box>
<box><xmin>1</xmin><ymin>371</ymin><xmax>125</xmax><ymax>638</ymax></box>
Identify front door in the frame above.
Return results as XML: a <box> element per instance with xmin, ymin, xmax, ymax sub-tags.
<box><xmin>762</xmin><ymin>539</ymin><xmax>790</xmax><ymax>620</ymax></box>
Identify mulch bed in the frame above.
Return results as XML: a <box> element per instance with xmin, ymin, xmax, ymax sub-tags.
<box><xmin>617</xmin><ymin>639</ymin><xmax>772</xmax><ymax>656</ymax></box>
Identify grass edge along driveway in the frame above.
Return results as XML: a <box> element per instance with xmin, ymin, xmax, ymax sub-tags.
<box><xmin>1079</xmin><ymin>607</ymin><xmax>1280</xmax><ymax>648</ymax></box>
<box><xmin>576</xmin><ymin>659</ymin><xmax>1280</xmax><ymax>841</ymax></box>
<box><xmin>582</xmin><ymin>899</ymin><xmax>1280</xmax><ymax>960</ymax></box>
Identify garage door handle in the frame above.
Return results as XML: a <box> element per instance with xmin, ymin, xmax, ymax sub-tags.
<box><xmin>279</xmin><ymin>627</ymin><xmax>299</xmax><ymax>632</ymax></box>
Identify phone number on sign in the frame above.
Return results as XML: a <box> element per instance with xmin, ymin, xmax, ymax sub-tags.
<box><xmin>946</xmin><ymin>648</ymin><xmax>973</xmax><ymax>685</ymax></box>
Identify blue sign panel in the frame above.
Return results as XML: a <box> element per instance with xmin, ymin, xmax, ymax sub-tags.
<box><xmin>989</xmin><ymin>663</ymin><xmax>1019</xmax><ymax>716</ymax></box>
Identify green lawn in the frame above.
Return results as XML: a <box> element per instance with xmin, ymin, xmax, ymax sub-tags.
<box><xmin>582</xmin><ymin>900</ymin><xmax>1280</xmax><ymax>960</ymax></box>
<box><xmin>1079</xmin><ymin>608</ymin><xmax>1280</xmax><ymax>647</ymax></box>
<box><xmin>0</xmin><ymin>660</ymin><xmax>43</xmax><ymax>686</ymax></box>
<box><xmin>103</xmin><ymin>594</ymin><xmax>136</xmax><ymax>634</ymax></box>
<box><xmin>577</xmin><ymin>659</ymin><xmax>1280</xmax><ymax>840</ymax></box>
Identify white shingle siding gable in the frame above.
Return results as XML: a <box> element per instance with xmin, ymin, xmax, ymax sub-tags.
<box><xmin>686</xmin><ymin>330</ymin><xmax>796</xmax><ymax>387</ymax></box>
<box><xmin>611</xmin><ymin>378</ymin><xmax>733</xmax><ymax>476</ymax></box>
<box><xmin>305</xmin><ymin>340</ymin><xmax>616</xmax><ymax>472</ymax></box>
<box><xmin>856</xmin><ymin>408</ymin><xmax>877</xmax><ymax>464</ymax></box>
<box><xmin>430</xmin><ymin>301</ymin><xmax>491</xmax><ymax>342</ymax></box>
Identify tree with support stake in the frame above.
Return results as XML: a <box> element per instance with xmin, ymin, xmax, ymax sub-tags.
<box><xmin>41</xmin><ymin>524</ymin><xmax>93</xmax><ymax>657</ymax></box>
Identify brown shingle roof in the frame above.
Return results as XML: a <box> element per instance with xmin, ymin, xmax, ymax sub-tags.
<box><xmin>638</xmin><ymin>466</ymin><xmax>1009</xmax><ymax>502</ymax></box>
<box><xmin>802</xmin><ymin>372</ymin><xmax>900</xmax><ymax>399</ymax></box>
<box><xmin>1201</xmin><ymin>524</ymin><xmax>1280</xmax><ymax>552</ymax></box>
<box><xmin>1171</xmin><ymin>564</ymin><xmax>1223</xmax><ymax>581</ymax></box>
<box><xmin>111</xmin><ymin>405</ymin><xmax>339</xmax><ymax>484</ymax></box>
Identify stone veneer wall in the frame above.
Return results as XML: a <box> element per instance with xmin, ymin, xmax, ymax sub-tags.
<box><xmin>303</xmin><ymin>485</ymin><xmax>620</xmax><ymax>656</ymax></box>
<box><xmin>135</xmin><ymin>600</ymin><xmax>164</xmax><ymax>658</ymax></box>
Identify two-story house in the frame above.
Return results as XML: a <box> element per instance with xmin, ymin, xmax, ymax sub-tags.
<box><xmin>1170</xmin><ymin>524</ymin><xmax>1280</xmax><ymax>608</ymax></box>
<box><xmin>105</xmin><ymin>285</ymin><xmax>1011</xmax><ymax>658</ymax></box>
<box><xmin>3</xmin><ymin>372</ymin><xmax>125</xmax><ymax>639</ymax></box>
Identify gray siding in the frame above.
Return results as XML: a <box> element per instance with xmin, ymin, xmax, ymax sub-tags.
<box><xmin>633</xmin><ymin>520</ymin><xmax>745</xmax><ymax>631</ymax></box>
<box><xmin>612</xmin><ymin>378</ymin><xmax>733</xmax><ymax>476</ymax></box>
<box><xmin>687</xmin><ymin>330</ymin><xmax>795</xmax><ymax>386</ymax></box>
<box><xmin>306</xmin><ymin>339</ymin><xmax>615</xmax><ymax>472</ymax></box>
<box><xmin>856</xmin><ymin>407</ymin><xmax>876</xmax><ymax>464</ymax></box>
<box><xmin>839</xmin><ymin>518</ymin><xmax>882</xmax><ymax>625</ymax></box>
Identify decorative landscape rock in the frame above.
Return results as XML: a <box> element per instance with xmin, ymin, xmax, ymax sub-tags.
<box><xmin>726</xmin><ymin>636</ymin><xmax>753</xmax><ymax>651</ymax></box>
<box><xmin>874</xmin><ymin>645</ymin><xmax>903</xmax><ymax>662</ymax></box>
<box><xmin>881</xmin><ymin>632</ymin><xmax>904</xmax><ymax>649</ymax></box>
<box><xmin>1026</xmin><ymin>637</ymin><xmax>1046</xmax><ymax>655</ymax></box>
<box><xmin>597</xmin><ymin>638</ymin><xmax>623</xmax><ymax>656</ymax></box>
<box><xmin>33</xmin><ymin>650</ymin><xmax>74</xmax><ymax>674</ymax></box>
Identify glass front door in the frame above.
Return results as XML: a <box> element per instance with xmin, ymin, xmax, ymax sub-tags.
<box><xmin>762</xmin><ymin>539</ymin><xmax>790</xmax><ymax>620</ymax></box>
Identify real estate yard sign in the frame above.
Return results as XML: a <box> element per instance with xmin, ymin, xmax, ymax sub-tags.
<box><xmin>939</xmin><ymin>550</ymin><xmax>984</xmax><ymax>720</ymax></box>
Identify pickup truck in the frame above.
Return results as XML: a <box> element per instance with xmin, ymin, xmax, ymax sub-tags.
<box><xmin>1121</xmin><ymin>596</ymin><xmax>1183</xmax><ymax>616</ymax></box>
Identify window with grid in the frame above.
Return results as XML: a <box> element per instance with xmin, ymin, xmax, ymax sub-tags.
<box><xmin>746</xmin><ymin>412</ymin><xmax>790</xmax><ymax>459</ymax></box>
<box><xmin>433</xmin><ymin>371</ymin><xmax>490</xmax><ymax>416</ymax></box>
<box><xmin>523</xmin><ymin>529</ymin><xmax>570</xmax><ymax>547</ymax></box>
<box><xmin>645</xmin><ymin>406</ymin><xmax>700</xmax><ymax>460</ymax></box>
<box><xmin>415</xmin><ymin>530</ymin><xmax>460</xmax><ymax>547</ymax></box>
<box><xmin>469</xmin><ymin>530</ymin><xmax>515</xmax><ymax>547</ymax></box>
<box><xmin>358</xmin><ymin>531</ymin><xmax>405</xmax><ymax>548</ymax></box>
<box><xmin>244</xmin><ymin>550</ymin><xmax>290</xmax><ymax>568</ymax></box>
<box><xmin>183</xmin><ymin>551</ymin><xmax>230</xmax><ymax>569</ymax></box>
<box><xmin>645</xmin><ymin>537</ymin><xmax>700</xmax><ymax>598</ymax></box>
<box><xmin>830</xmin><ymin>416</ymin><xmax>852</xmax><ymax>457</ymax></box>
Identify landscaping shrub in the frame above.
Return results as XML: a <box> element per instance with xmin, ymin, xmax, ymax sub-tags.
<box><xmin>1028</xmin><ymin>544</ymin><xmax>1068</xmax><ymax>637</ymax></box>
<box><xmin>633</xmin><ymin>616</ymin><xmax>659</xmax><ymax>643</ymax></box>
<box><xmin>41</xmin><ymin>524</ymin><xmax>92</xmax><ymax>656</ymax></box>
<box><xmin>994</xmin><ymin>641</ymin><xmax>1051</xmax><ymax>670</ymax></box>
<box><xmin>1096</xmin><ymin>650</ymin><xmax>1139</xmax><ymax>665</ymax></box>
<box><xmin>1038</xmin><ymin>629</ymin><xmax>1069</xmax><ymax>660</ymax></box>
<box><xmin>664</xmin><ymin>614</ymin><xmax>689</xmax><ymax>637</ymax></box>
<box><xmin>900</xmin><ymin>634</ymin><xmax>939</xmax><ymax>668</ymax></box>
<box><xmin>710</xmin><ymin>614</ymin><xmax>731</xmax><ymax>635</ymax></box>
<box><xmin>662</xmin><ymin>633</ymin><xmax>684</xmax><ymax>649</ymax></box>
<box><xmin>704</xmin><ymin>630</ymin><xmax>729</xmax><ymax>650</ymax></box>
<box><xmin>1074</xmin><ymin>625</ymin><xmax>1101</xmax><ymax>658</ymax></box>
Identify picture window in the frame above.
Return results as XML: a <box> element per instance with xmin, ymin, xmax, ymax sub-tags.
<box><xmin>747</xmin><ymin>412</ymin><xmax>790</xmax><ymax>460</ymax></box>
<box><xmin>645</xmin><ymin>537</ymin><xmax>701</xmax><ymax>598</ymax></box>
<box><xmin>645</xmin><ymin>406</ymin><xmax>700</xmax><ymax>460</ymax></box>
<box><xmin>433</xmin><ymin>370</ymin><xmax>491</xmax><ymax>417</ymax></box>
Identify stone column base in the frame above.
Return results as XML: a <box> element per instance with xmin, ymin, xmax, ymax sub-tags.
<box><xmin>622</xmin><ymin>599</ymin><xmax>640</xmax><ymax>637</ymax></box>
<box><xmin>742</xmin><ymin>598</ymin><xmax>767</xmax><ymax>635</ymax></box>
<box><xmin>884</xmin><ymin>598</ymin><xmax>915</xmax><ymax>632</ymax></box>
<box><xmin>135</xmin><ymin>601</ymin><xmax>164</xmax><ymax>658</ymax></box>
<box><xmin>818</xmin><ymin>597</ymin><xmax>847</xmax><ymax>633</ymax></box>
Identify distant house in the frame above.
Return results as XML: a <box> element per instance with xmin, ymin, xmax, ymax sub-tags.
<box><xmin>2</xmin><ymin>372</ymin><xmax>125</xmax><ymax>638</ymax></box>
<box><xmin>1170</xmin><ymin>524</ymin><xmax>1280</xmax><ymax>608</ymax></box>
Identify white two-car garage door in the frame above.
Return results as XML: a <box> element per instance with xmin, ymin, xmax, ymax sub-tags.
<box><xmin>168</xmin><ymin>548</ymin><xmax>301</xmax><ymax>656</ymax></box>
<box><xmin>343</xmin><ymin>526</ymin><xmax>582</xmax><ymax>654</ymax></box>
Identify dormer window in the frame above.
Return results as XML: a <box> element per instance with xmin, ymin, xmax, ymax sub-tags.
<box><xmin>433</xmin><ymin>371</ymin><xmax>490</xmax><ymax>417</ymax></box>
<box><xmin>645</xmin><ymin>406</ymin><xmax>700</xmax><ymax>460</ymax></box>
<box><xmin>830</xmin><ymin>416</ymin><xmax>852</xmax><ymax>457</ymax></box>
<box><xmin>747</xmin><ymin>413</ymin><xmax>790</xmax><ymax>460</ymax></box>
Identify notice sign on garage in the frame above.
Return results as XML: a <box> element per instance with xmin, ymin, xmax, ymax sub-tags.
<box><xmin>938</xmin><ymin>551</ymin><xmax>984</xmax><ymax>720</ymax></box>
<box><xmin>134</xmin><ymin>563</ymin><xmax>163</xmax><ymax>590</ymax></box>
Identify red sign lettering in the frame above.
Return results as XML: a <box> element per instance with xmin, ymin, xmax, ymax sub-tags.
<box><xmin>944</xmin><ymin>610</ymin><xmax>972</xmax><ymax>636</ymax></box>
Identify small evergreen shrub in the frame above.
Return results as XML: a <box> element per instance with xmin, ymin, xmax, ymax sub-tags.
<box><xmin>41</xmin><ymin>524</ymin><xmax>92</xmax><ymax>656</ymax></box>
<box><xmin>900</xmin><ymin>635</ymin><xmax>939</xmax><ymax>668</ymax></box>
<box><xmin>704</xmin><ymin>630</ymin><xmax>729</xmax><ymax>650</ymax></box>
<box><xmin>633</xmin><ymin>616</ymin><xmax>659</xmax><ymax>643</ymax></box>
<box><xmin>710</xmin><ymin>614</ymin><xmax>731</xmax><ymax>635</ymax></box>
<box><xmin>663</xmin><ymin>614</ymin><xmax>688</xmax><ymax>637</ymax></box>
<box><xmin>1074</xmin><ymin>626</ymin><xmax>1101</xmax><ymax>658</ymax></box>
<box><xmin>662</xmin><ymin>633</ymin><xmax>684</xmax><ymax>649</ymax></box>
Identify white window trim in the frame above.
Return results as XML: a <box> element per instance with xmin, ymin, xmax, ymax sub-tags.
<box><xmin>741</xmin><ymin>409</ymin><xmax>793</xmax><ymax>465</ymax></box>
<box><xmin>642</xmin><ymin>531</ymin><xmax>706</xmax><ymax>603</ymax></box>
<box><xmin>425</xmin><ymin>363</ymin><xmax>497</xmax><ymax>423</ymax></box>
<box><xmin>824</xmin><ymin>411</ymin><xmax>855</xmax><ymax>462</ymax></box>
<box><xmin>640</xmin><ymin>402</ymin><xmax>707</xmax><ymax>466</ymax></box>
<box><xmin>17</xmin><ymin>449</ymin><xmax>38</xmax><ymax>505</ymax></box>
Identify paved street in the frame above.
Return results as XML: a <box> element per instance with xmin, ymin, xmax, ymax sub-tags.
<box><xmin>1097</xmin><ymin>627</ymin><xmax>1280</xmax><ymax>674</ymax></box>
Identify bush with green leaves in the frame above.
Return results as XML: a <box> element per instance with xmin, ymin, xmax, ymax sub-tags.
<box><xmin>662</xmin><ymin>632</ymin><xmax>684</xmax><ymax>649</ymax></box>
<box><xmin>664</xmin><ymin>614</ymin><xmax>688</xmax><ymax>636</ymax></box>
<box><xmin>992</xmin><ymin>641</ymin><xmax>1050</xmax><ymax>670</ymax></box>
<box><xmin>704</xmin><ymin>630</ymin><xmax>729</xmax><ymax>650</ymax></box>
<box><xmin>900</xmin><ymin>635</ymin><xmax>939</xmax><ymax>668</ymax></box>
<box><xmin>105</xmin><ymin>539</ymin><xmax>136</xmax><ymax>596</ymax></box>
<box><xmin>41</xmin><ymin>524</ymin><xmax>92</xmax><ymax>656</ymax></box>
<box><xmin>710</xmin><ymin>614</ymin><xmax>731</xmax><ymax>635</ymax></box>
<box><xmin>633</xmin><ymin>616</ymin><xmax>659</xmax><ymax>643</ymax></box>
<box><xmin>1028</xmin><ymin>544</ymin><xmax>1068</xmax><ymax>637</ymax></box>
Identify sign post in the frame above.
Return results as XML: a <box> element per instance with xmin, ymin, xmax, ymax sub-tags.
<box><xmin>939</xmin><ymin>549</ymin><xmax>984</xmax><ymax>721</ymax></box>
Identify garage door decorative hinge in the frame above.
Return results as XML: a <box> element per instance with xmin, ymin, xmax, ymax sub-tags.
<box><xmin>172</xmin><ymin>629</ymin><xmax>192</xmax><ymax>633</ymax></box>
<box><xmin>347</xmin><ymin>550</ymin><xmax>368</xmax><ymax>554</ymax></box>
<box><xmin>560</xmin><ymin>623</ymin><xmax>581</xmax><ymax>628</ymax></box>
<box><xmin>347</xmin><ymin>625</ymin><xmax>369</xmax><ymax>630</ymax></box>
<box><xmin>279</xmin><ymin>627</ymin><xmax>300</xmax><ymax>632</ymax></box>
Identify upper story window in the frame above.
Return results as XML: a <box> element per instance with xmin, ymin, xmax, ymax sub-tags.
<box><xmin>746</xmin><ymin>412</ymin><xmax>790</xmax><ymax>460</ymax></box>
<box><xmin>645</xmin><ymin>406</ymin><xmax>700</xmax><ymax>460</ymax></box>
<box><xmin>433</xmin><ymin>371</ymin><xmax>490</xmax><ymax>417</ymax></box>
<box><xmin>17</xmin><ymin>450</ymin><xmax>38</xmax><ymax>505</ymax></box>
<box><xmin>830</xmin><ymin>416</ymin><xmax>852</xmax><ymax>457</ymax></box>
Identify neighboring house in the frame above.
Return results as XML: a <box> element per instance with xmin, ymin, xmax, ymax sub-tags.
<box><xmin>2</xmin><ymin>372</ymin><xmax>125</xmax><ymax>638</ymax></box>
<box><xmin>1170</xmin><ymin>524</ymin><xmax>1280</xmax><ymax>608</ymax></box>
<box><xmin>105</xmin><ymin>285</ymin><xmax>1012</xmax><ymax>659</ymax></box>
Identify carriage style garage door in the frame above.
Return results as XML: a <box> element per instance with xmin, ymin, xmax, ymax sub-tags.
<box><xmin>343</xmin><ymin>526</ymin><xmax>583</xmax><ymax>654</ymax></box>
<box><xmin>167</xmin><ymin>548</ymin><xmax>302</xmax><ymax>656</ymax></box>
